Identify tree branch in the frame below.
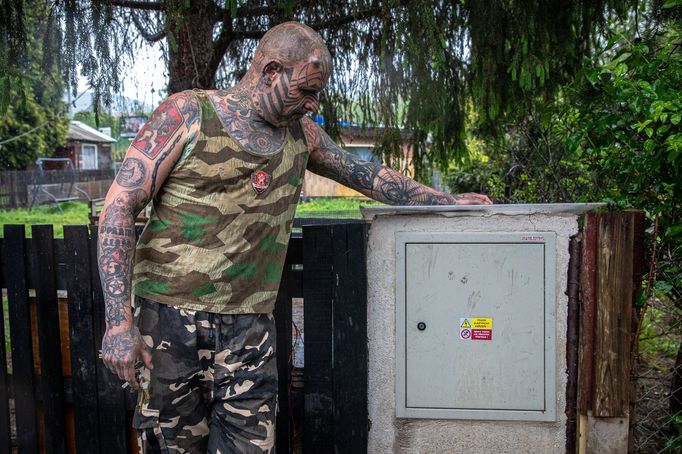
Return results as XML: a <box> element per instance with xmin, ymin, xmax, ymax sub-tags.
<box><xmin>231</xmin><ymin>29</ymin><xmax>268</xmax><ymax>40</ymax></box>
<box><xmin>130</xmin><ymin>11</ymin><xmax>166</xmax><ymax>42</ymax></box>
<box><xmin>206</xmin><ymin>17</ymin><xmax>235</xmax><ymax>79</ymax></box>
<box><xmin>307</xmin><ymin>6</ymin><xmax>382</xmax><ymax>31</ymax></box>
<box><xmin>210</xmin><ymin>4</ymin><xmax>281</xmax><ymax>22</ymax></box>
<box><xmin>110</xmin><ymin>1</ymin><xmax>164</xmax><ymax>11</ymax></box>
<box><xmin>236</xmin><ymin>5</ymin><xmax>281</xmax><ymax>16</ymax></box>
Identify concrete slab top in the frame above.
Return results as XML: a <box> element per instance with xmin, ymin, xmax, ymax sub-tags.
<box><xmin>360</xmin><ymin>203</ymin><xmax>606</xmax><ymax>220</ymax></box>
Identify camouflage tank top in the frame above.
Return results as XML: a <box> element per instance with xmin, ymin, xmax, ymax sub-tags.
<box><xmin>132</xmin><ymin>90</ymin><xmax>309</xmax><ymax>314</ymax></box>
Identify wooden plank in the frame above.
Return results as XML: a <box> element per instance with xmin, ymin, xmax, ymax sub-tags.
<box><xmin>566</xmin><ymin>235</ymin><xmax>581</xmax><ymax>454</ymax></box>
<box><xmin>578</xmin><ymin>212</ymin><xmax>598</xmax><ymax>413</ymax></box>
<box><xmin>331</xmin><ymin>223</ymin><xmax>368</xmax><ymax>454</ymax></box>
<box><xmin>64</xmin><ymin>225</ymin><xmax>101</xmax><ymax>454</ymax></box>
<box><xmin>303</xmin><ymin>225</ymin><xmax>334</xmax><ymax>454</ymax></box>
<box><xmin>274</xmin><ymin>236</ymin><xmax>301</xmax><ymax>454</ymax></box>
<box><xmin>3</xmin><ymin>224</ymin><xmax>39</xmax><ymax>452</ymax></box>
<box><xmin>593</xmin><ymin>213</ymin><xmax>634</xmax><ymax>416</ymax></box>
<box><xmin>90</xmin><ymin>226</ymin><xmax>128</xmax><ymax>454</ymax></box>
<box><xmin>0</xmin><ymin>238</ymin><xmax>12</xmax><ymax>454</ymax></box>
<box><xmin>32</xmin><ymin>225</ymin><xmax>67</xmax><ymax>454</ymax></box>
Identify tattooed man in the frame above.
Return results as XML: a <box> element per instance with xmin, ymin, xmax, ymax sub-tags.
<box><xmin>99</xmin><ymin>21</ymin><xmax>490</xmax><ymax>454</ymax></box>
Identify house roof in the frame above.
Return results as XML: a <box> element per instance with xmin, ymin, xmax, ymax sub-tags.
<box><xmin>67</xmin><ymin>121</ymin><xmax>116</xmax><ymax>143</ymax></box>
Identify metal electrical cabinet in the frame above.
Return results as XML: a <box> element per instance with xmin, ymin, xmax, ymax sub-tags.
<box><xmin>395</xmin><ymin>232</ymin><xmax>557</xmax><ymax>421</ymax></box>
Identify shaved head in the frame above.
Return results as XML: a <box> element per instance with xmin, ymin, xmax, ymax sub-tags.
<box><xmin>250</xmin><ymin>22</ymin><xmax>331</xmax><ymax>73</ymax></box>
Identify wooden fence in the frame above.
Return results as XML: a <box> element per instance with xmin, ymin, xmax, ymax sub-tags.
<box><xmin>0</xmin><ymin>221</ymin><xmax>368</xmax><ymax>454</ymax></box>
<box><xmin>0</xmin><ymin>169</ymin><xmax>115</xmax><ymax>210</ymax></box>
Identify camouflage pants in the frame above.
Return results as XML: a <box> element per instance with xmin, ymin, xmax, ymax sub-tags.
<box><xmin>133</xmin><ymin>297</ymin><xmax>277</xmax><ymax>454</ymax></box>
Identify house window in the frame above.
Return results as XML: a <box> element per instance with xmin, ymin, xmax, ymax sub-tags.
<box><xmin>81</xmin><ymin>144</ymin><xmax>98</xmax><ymax>169</ymax></box>
<box><xmin>344</xmin><ymin>146</ymin><xmax>380</xmax><ymax>164</ymax></box>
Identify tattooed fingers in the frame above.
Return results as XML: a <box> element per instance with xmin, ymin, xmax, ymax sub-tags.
<box><xmin>453</xmin><ymin>193</ymin><xmax>493</xmax><ymax>205</ymax></box>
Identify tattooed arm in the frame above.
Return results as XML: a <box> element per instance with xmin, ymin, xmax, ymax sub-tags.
<box><xmin>303</xmin><ymin>119</ymin><xmax>492</xmax><ymax>205</ymax></box>
<box><xmin>99</xmin><ymin>91</ymin><xmax>200</xmax><ymax>388</ymax></box>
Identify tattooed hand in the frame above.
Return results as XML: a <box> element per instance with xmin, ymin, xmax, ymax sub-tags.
<box><xmin>101</xmin><ymin>325</ymin><xmax>153</xmax><ymax>389</ymax></box>
<box><xmin>451</xmin><ymin>192</ymin><xmax>492</xmax><ymax>205</ymax></box>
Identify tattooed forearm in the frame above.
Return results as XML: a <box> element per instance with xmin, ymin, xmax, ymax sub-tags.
<box><xmin>308</xmin><ymin>143</ymin><xmax>461</xmax><ymax>205</ymax></box>
<box><xmin>98</xmin><ymin>189</ymin><xmax>148</xmax><ymax>329</ymax></box>
<box><xmin>372</xmin><ymin>167</ymin><xmax>462</xmax><ymax>205</ymax></box>
<box><xmin>308</xmin><ymin>145</ymin><xmax>378</xmax><ymax>191</ymax></box>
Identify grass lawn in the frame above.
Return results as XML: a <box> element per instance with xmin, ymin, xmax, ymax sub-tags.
<box><xmin>0</xmin><ymin>198</ymin><xmax>383</xmax><ymax>238</ymax></box>
<box><xmin>0</xmin><ymin>201</ymin><xmax>90</xmax><ymax>238</ymax></box>
<box><xmin>295</xmin><ymin>197</ymin><xmax>384</xmax><ymax>218</ymax></box>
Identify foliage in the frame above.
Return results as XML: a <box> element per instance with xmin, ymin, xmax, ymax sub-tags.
<box><xmin>0</xmin><ymin>88</ymin><xmax>69</xmax><ymax>169</ymax></box>
<box><xmin>0</xmin><ymin>0</ymin><xmax>68</xmax><ymax>170</ymax></box>
<box><xmin>72</xmin><ymin>110</ymin><xmax>121</xmax><ymax>139</ymax></box>
<box><xmin>1</xmin><ymin>0</ymin><xmax>639</xmax><ymax>177</ymax></box>
<box><xmin>443</xmin><ymin>108</ymin><xmax>593</xmax><ymax>204</ymax></box>
<box><xmin>570</xmin><ymin>18</ymin><xmax>681</xmax><ymax>289</ymax></box>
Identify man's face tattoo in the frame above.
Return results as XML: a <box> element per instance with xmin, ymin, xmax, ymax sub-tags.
<box><xmin>254</xmin><ymin>50</ymin><xmax>331</xmax><ymax>127</ymax></box>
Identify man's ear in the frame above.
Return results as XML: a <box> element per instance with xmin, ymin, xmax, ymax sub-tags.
<box><xmin>263</xmin><ymin>61</ymin><xmax>283</xmax><ymax>85</ymax></box>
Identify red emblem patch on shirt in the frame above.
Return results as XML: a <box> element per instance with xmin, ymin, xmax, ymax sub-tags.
<box><xmin>251</xmin><ymin>170</ymin><xmax>271</xmax><ymax>194</ymax></box>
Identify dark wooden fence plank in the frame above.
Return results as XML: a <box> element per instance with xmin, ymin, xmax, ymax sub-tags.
<box><xmin>3</xmin><ymin>224</ymin><xmax>39</xmax><ymax>452</ymax></box>
<box><xmin>274</xmin><ymin>236</ymin><xmax>303</xmax><ymax>454</ymax></box>
<box><xmin>32</xmin><ymin>225</ymin><xmax>67</xmax><ymax>454</ymax></box>
<box><xmin>90</xmin><ymin>226</ymin><xmax>128</xmax><ymax>454</ymax></box>
<box><xmin>0</xmin><ymin>238</ymin><xmax>12</xmax><ymax>454</ymax></box>
<box><xmin>331</xmin><ymin>223</ymin><xmax>368</xmax><ymax>454</ymax></box>
<box><xmin>303</xmin><ymin>225</ymin><xmax>334</xmax><ymax>454</ymax></box>
<box><xmin>64</xmin><ymin>225</ymin><xmax>100</xmax><ymax>454</ymax></box>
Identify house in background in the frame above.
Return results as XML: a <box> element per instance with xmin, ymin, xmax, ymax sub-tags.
<box><xmin>54</xmin><ymin>121</ymin><xmax>116</xmax><ymax>170</ymax></box>
<box><xmin>302</xmin><ymin>124</ymin><xmax>414</xmax><ymax>198</ymax></box>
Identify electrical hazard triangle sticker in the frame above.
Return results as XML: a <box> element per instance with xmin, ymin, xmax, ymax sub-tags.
<box><xmin>460</xmin><ymin>318</ymin><xmax>471</xmax><ymax>328</ymax></box>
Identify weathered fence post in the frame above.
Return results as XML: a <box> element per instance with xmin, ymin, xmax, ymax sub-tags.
<box><xmin>576</xmin><ymin>211</ymin><xmax>645</xmax><ymax>453</ymax></box>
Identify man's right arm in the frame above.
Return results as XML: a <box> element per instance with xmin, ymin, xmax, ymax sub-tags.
<box><xmin>98</xmin><ymin>90</ymin><xmax>199</xmax><ymax>388</ymax></box>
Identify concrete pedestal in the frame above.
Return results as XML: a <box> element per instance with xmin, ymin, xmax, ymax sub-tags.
<box><xmin>361</xmin><ymin>204</ymin><xmax>602</xmax><ymax>454</ymax></box>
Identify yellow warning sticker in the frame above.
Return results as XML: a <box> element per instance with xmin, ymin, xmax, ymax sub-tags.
<box><xmin>472</xmin><ymin>318</ymin><xmax>493</xmax><ymax>329</ymax></box>
<box><xmin>460</xmin><ymin>318</ymin><xmax>471</xmax><ymax>329</ymax></box>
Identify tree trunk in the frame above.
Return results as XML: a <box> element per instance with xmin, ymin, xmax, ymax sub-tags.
<box><xmin>166</xmin><ymin>0</ymin><xmax>217</xmax><ymax>93</ymax></box>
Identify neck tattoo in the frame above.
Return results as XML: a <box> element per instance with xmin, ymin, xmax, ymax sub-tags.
<box><xmin>209</xmin><ymin>86</ymin><xmax>286</xmax><ymax>156</ymax></box>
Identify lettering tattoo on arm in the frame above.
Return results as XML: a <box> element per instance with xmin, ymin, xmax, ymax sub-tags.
<box><xmin>98</xmin><ymin>188</ymin><xmax>148</xmax><ymax>328</ymax></box>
